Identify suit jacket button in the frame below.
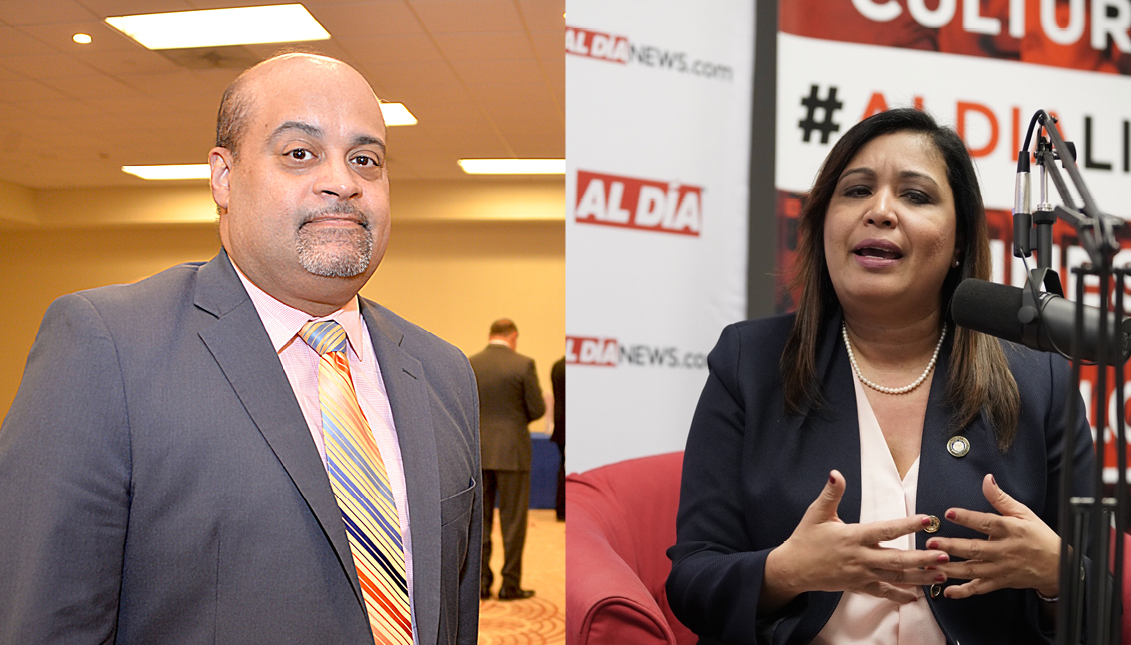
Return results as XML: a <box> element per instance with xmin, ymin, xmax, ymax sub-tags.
<box><xmin>947</xmin><ymin>435</ymin><xmax>970</xmax><ymax>457</ymax></box>
<box><xmin>924</xmin><ymin>515</ymin><xmax>941</xmax><ymax>533</ymax></box>
<box><xmin>930</xmin><ymin>584</ymin><xmax>942</xmax><ymax>598</ymax></box>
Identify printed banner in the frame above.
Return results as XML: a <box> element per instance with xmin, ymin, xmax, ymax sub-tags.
<box><xmin>776</xmin><ymin>0</ymin><xmax>1131</xmax><ymax>480</ymax></box>
<box><xmin>566</xmin><ymin>1</ymin><xmax>754</xmax><ymax>474</ymax></box>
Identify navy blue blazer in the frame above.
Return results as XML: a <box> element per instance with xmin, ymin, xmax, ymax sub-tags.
<box><xmin>667</xmin><ymin>312</ymin><xmax>1094</xmax><ymax>645</ymax></box>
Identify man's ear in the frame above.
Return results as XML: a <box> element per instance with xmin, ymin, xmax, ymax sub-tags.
<box><xmin>209</xmin><ymin>147</ymin><xmax>233</xmax><ymax>212</ymax></box>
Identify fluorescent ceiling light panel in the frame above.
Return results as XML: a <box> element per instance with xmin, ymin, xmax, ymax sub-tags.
<box><xmin>380</xmin><ymin>103</ymin><xmax>417</xmax><ymax>126</ymax></box>
<box><xmin>105</xmin><ymin>4</ymin><xmax>330</xmax><ymax>50</ymax></box>
<box><xmin>122</xmin><ymin>164</ymin><xmax>211</xmax><ymax>181</ymax></box>
<box><xmin>458</xmin><ymin>159</ymin><xmax>566</xmax><ymax>175</ymax></box>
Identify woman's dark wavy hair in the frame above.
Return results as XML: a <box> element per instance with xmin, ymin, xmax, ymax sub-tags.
<box><xmin>781</xmin><ymin>108</ymin><xmax>1019</xmax><ymax>450</ymax></box>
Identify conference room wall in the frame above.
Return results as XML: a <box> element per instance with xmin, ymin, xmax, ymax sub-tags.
<box><xmin>0</xmin><ymin>181</ymin><xmax>565</xmax><ymax>424</ymax></box>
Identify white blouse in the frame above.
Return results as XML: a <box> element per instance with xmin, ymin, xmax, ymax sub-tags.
<box><xmin>811</xmin><ymin>369</ymin><xmax>947</xmax><ymax>645</ymax></box>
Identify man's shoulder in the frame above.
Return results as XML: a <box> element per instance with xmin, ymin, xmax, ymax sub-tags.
<box><xmin>60</xmin><ymin>260</ymin><xmax>212</xmax><ymax>320</ymax></box>
<box><xmin>468</xmin><ymin>344</ymin><xmax>531</xmax><ymax>368</ymax></box>
<box><xmin>359</xmin><ymin>297</ymin><xmax>466</xmax><ymax>367</ymax></box>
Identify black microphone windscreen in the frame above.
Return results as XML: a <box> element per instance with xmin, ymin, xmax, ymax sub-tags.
<box><xmin>951</xmin><ymin>279</ymin><xmax>1024</xmax><ymax>342</ymax></box>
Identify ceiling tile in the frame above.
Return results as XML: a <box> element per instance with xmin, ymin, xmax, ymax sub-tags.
<box><xmin>0</xmin><ymin>52</ymin><xmax>101</xmax><ymax>79</ymax></box>
<box><xmin>0</xmin><ymin>0</ymin><xmax>566</xmax><ymax>188</ymax></box>
<box><xmin>40</xmin><ymin>73</ymin><xmax>141</xmax><ymax>99</ymax></box>
<box><xmin>467</xmin><ymin>80</ymin><xmax>551</xmax><ymax>104</ymax></box>
<box><xmin>184</xmin><ymin>67</ymin><xmax>242</xmax><ymax>91</ymax></box>
<box><xmin>0</xmin><ymin>77</ymin><xmax>72</xmax><ymax>104</ymax></box>
<box><xmin>115</xmin><ymin>70</ymin><xmax>212</xmax><ymax>96</ymax></box>
<box><xmin>384</xmin><ymin>82</ymin><xmax>472</xmax><ymax>111</ymax></box>
<box><xmin>356</xmin><ymin>59</ymin><xmax>459</xmax><ymax>90</ymax></box>
<box><xmin>432</xmin><ymin>30</ymin><xmax>532</xmax><ymax>60</ymax></box>
<box><xmin>450</xmin><ymin>57</ymin><xmax>542</xmax><ymax>85</ymax></box>
<box><xmin>345</xmin><ymin>33</ymin><xmax>443</xmax><ymax>63</ymax></box>
<box><xmin>502</xmin><ymin>137</ymin><xmax>563</xmax><ymax>159</ymax></box>
<box><xmin>309</xmin><ymin>1</ymin><xmax>422</xmax><ymax>37</ymax></box>
<box><xmin>182</xmin><ymin>0</ymin><xmax>296</xmax><ymax>8</ymax></box>
<box><xmin>19</xmin><ymin>21</ymin><xmax>141</xmax><ymax>54</ymax></box>
<box><xmin>516</xmin><ymin>0</ymin><xmax>564</xmax><ymax>31</ymax></box>
<box><xmin>81</xmin><ymin>48</ymin><xmax>183</xmax><ymax>74</ymax></box>
<box><xmin>0</xmin><ymin>26</ymin><xmax>55</xmax><ymax>57</ymax></box>
<box><xmin>241</xmin><ymin>39</ymin><xmax>358</xmax><ymax>65</ymax></box>
<box><xmin>82</xmin><ymin>0</ymin><xmax>195</xmax><ymax>16</ymax></box>
<box><xmin>83</xmin><ymin>93</ymin><xmax>169</xmax><ymax>114</ymax></box>
<box><xmin>408</xmin><ymin>0</ymin><xmax>520</xmax><ymax>33</ymax></box>
<box><xmin>0</xmin><ymin>0</ymin><xmax>97</xmax><ymax>26</ymax></box>
<box><xmin>530</xmin><ymin>28</ymin><xmax>563</xmax><ymax>68</ymax></box>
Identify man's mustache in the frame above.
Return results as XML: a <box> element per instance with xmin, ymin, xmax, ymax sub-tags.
<box><xmin>297</xmin><ymin>204</ymin><xmax>371</xmax><ymax>230</ymax></box>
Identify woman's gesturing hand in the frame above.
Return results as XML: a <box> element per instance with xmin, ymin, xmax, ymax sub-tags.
<box><xmin>929</xmin><ymin>474</ymin><xmax>1061</xmax><ymax>599</ymax></box>
<box><xmin>761</xmin><ymin>470</ymin><xmax>950</xmax><ymax>611</ymax></box>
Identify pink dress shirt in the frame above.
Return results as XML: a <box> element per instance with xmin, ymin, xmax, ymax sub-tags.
<box><xmin>812</xmin><ymin>370</ymin><xmax>946</xmax><ymax>644</ymax></box>
<box><xmin>232</xmin><ymin>265</ymin><xmax>416</xmax><ymax>639</ymax></box>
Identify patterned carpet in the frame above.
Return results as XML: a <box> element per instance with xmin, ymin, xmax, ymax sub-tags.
<box><xmin>478</xmin><ymin>509</ymin><xmax>565</xmax><ymax>645</ymax></box>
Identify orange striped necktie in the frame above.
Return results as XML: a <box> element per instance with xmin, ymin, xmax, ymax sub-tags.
<box><xmin>298</xmin><ymin>320</ymin><xmax>412</xmax><ymax>645</ymax></box>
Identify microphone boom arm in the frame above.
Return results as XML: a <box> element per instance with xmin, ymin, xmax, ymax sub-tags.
<box><xmin>1032</xmin><ymin>111</ymin><xmax>1122</xmax><ymax>266</ymax></box>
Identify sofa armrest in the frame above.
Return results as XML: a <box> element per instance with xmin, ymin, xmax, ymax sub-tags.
<box><xmin>566</xmin><ymin>480</ymin><xmax>676</xmax><ymax>645</ymax></box>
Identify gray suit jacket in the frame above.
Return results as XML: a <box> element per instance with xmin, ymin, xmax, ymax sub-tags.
<box><xmin>0</xmin><ymin>251</ymin><xmax>482</xmax><ymax>645</ymax></box>
<box><xmin>469</xmin><ymin>344</ymin><xmax>545</xmax><ymax>471</ymax></box>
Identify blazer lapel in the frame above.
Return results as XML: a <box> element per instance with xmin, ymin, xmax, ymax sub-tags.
<box><xmin>362</xmin><ymin>301</ymin><xmax>442</xmax><ymax>645</ymax></box>
<box><xmin>193</xmin><ymin>252</ymin><xmax>364</xmax><ymax>608</ymax></box>
<box><xmin>787</xmin><ymin>311</ymin><xmax>863</xmax><ymax>644</ymax></box>
<box><xmin>789</xmin><ymin>311</ymin><xmax>863</xmax><ymax>524</ymax></box>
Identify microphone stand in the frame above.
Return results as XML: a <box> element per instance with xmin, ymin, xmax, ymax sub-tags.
<box><xmin>1013</xmin><ymin>110</ymin><xmax>1126</xmax><ymax>644</ymax></box>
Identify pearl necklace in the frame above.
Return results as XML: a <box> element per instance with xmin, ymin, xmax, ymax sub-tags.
<box><xmin>841</xmin><ymin>321</ymin><xmax>946</xmax><ymax>395</ymax></box>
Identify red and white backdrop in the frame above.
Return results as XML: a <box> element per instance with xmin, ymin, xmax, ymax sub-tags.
<box><xmin>775</xmin><ymin>0</ymin><xmax>1131</xmax><ymax>480</ymax></box>
<box><xmin>565</xmin><ymin>1</ymin><xmax>754</xmax><ymax>474</ymax></box>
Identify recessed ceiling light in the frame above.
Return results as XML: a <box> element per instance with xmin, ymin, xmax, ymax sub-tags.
<box><xmin>457</xmin><ymin>159</ymin><xmax>566</xmax><ymax>175</ymax></box>
<box><xmin>122</xmin><ymin>164</ymin><xmax>211</xmax><ymax>181</ymax></box>
<box><xmin>105</xmin><ymin>4</ymin><xmax>330</xmax><ymax>50</ymax></box>
<box><xmin>380</xmin><ymin>103</ymin><xmax>417</xmax><ymax>127</ymax></box>
<box><xmin>72</xmin><ymin>33</ymin><xmax>92</xmax><ymax>44</ymax></box>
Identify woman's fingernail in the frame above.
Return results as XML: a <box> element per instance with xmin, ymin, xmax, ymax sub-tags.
<box><xmin>945</xmin><ymin>510</ymin><xmax>957</xmax><ymax>520</ymax></box>
<box><xmin>937</xmin><ymin>553</ymin><xmax>949</xmax><ymax>563</ymax></box>
<box><xmin>927</xmin><ymin>540</ymin><xmax>938</xmax><ymax>549</ymax></box>
<box><xmin>991</xmin><ymin>474</ymin><xmax>997</xmax><ymax>486</ymax></box>
<box><xmin>921</xmin><ymin>516</ymin><xmax>931</xmax><ymax>526</ymax></box>
<box><xmin>829</xmin><ymin>474</ymin><xmax>836</xmax><ymax>484</ymax></box>
<box><xmin>935</xmin><ymin>574</ymin><xmax>946</xmax><ymax>583</ymax></box>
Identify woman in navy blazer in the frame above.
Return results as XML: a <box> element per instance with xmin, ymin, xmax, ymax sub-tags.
<box><xmin>666</xmin><ymin>109</ymin><xmax>1095</xmax><ymax>644</ymax></box>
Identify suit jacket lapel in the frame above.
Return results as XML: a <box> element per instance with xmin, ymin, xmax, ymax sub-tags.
<box><xmin>362</xmin><ymin>301</ymin><xmax>442</xmax><ymax>645</ymax></box>
<box><xmin>787</xmin><ymin>311</ymin><xmax>862</xmax><ymax>643</ymax></box>
<box><xmin>788</xmin><ymin>311</ymin><xmax>863</xmax><ymax>524</ymax></box>
<box><xmin>193</xmin><ymin>251</ymin><xmax>364</xmax><ymax>607</ymax></box>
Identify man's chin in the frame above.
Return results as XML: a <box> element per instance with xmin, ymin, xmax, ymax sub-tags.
<box><xmin>296</xmin><ymin>233</ymin><xmax>373</xmax><ymax>278</ymax></box>
<box><xmin>301</xmin><ymin>259</ymin><xmax>371</xmax><ymax>279</ymax></box>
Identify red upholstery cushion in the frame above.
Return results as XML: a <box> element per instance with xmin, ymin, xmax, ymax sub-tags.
<box><xmin>566</xmin><ymin>451</ymin><xmax>696</xmax><ymax>645</ymax></box>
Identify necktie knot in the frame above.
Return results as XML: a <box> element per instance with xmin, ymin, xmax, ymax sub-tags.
<box><xmin>299</xmin><ymin>320</ymin><xmax>348</xmax><ymax>356</ymax></box>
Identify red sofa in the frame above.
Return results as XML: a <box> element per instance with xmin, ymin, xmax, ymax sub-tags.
<box><xmin>565</xmin><ymin>451</ymin><xmax>696</xmax><ymax>645</ymax></box>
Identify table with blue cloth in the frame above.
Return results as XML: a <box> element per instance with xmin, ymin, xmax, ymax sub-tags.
<box><xmin>529</xmin><ymin>433</ymin><xmax>560</xmax><ymax>509</ymax></box>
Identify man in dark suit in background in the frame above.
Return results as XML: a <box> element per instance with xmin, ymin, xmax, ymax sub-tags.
<box><xmin>469</xmin><ymin>319</ymin><xmax>546</xmax><ymax>600</ymax></box>
<box><xmin>550</xmin><ymin>356</ymin><xmax>565</xmax><ymax>521</ymax></box>
<box><xmin>0</xmin><ymin>53</ymin><xmax>481</xmax><ymax>645</ymax></box>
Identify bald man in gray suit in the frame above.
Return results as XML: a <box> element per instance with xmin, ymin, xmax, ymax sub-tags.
<box><xmin>469</xmin><ymin>319</ymin><xmax>545</xmax><ymax>601</ymax></box>
<box><xmin>0</xmin><ymin>54</ymin><xmax>480</xmax><ymax>645</ymax></box>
